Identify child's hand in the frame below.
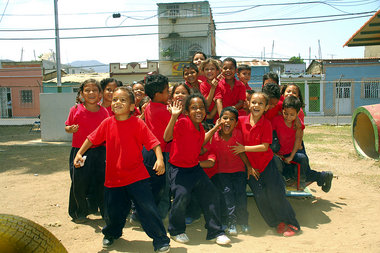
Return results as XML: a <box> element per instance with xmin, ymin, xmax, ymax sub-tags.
<box><xmin>153</xmin><ymin>159</ymin><xmax>165</xmax><ymax>176</ymax></box>
<box><xmin>216</xmin><ymin>73</ymin><xmax>224</xmax><ymax>81</ymax></box>
<box><xmin>247</xmin><ymin>166</ymin><xmax>260</xmax><ymax>180</ymax></box>
<box><xmin>230</xmin><ymin>142</ymin><xmax>245</xmax><ymax>155</ymax></box>
<box><xmin>284</xmin><ymin>156</ymin><xmax>293</xmax><ymax>164</ymax></box>
<box><xmin>214</xmin><ymin>118</ymin><xmax>222</xmax><ymax>129</ymax></box>
<box><xmin>73</xmin><ymin>154</ymin><xmax>83</xmax><ymax>168</ymax></box>
<box><xmin>141</xmin><ymin>102</ymin><xmax>148</xmax><ymax>115</ymax></box>
<box><xmin>168</xmin><ymin>100</ymin><xmax>182</xmax><ymax>116</ymax></box>
<box><xmin>68</xmin><ymin>124</ymin><xmax>79</xmax><ymax>133</ymax></box>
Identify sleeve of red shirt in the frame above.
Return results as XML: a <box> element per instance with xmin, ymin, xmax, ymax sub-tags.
<box><xmin>65</xmin><ymin>106</ymin><xmax>76</xmax><ymax>126</ymax></box>
<box><xmin>262</xmin><ymin>119</ymin><xmax>273</xmax><ymax>144</ymax></box>
<box><xmin>213</xmin><ymin>85</ymin><xmax>223</xmax><ymax>100</ymax></box>
<box><xmin>88</xmin><ymin>118</ymin><xmax>108</xmax><ymax>146</ymax></box>
<box><xmin>203</xmin><ymin>143</ymin><xmax>216</xmax><ymax>161</ymax></box>
<box><xmin>138</xmin><ymin>118</ymin><xmax>160</xmax><ymax>151</ymax></box>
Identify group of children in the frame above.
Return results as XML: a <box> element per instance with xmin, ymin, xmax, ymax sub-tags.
<box><xmin>65</xmin><ymin>51</ymin><xmax>333</xmax><ymax>252</ymax></box>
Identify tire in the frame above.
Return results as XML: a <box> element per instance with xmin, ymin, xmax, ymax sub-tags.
<box><xmin>0</xmin><ymin>214</ymin><xmax>67</xmax><ymax>253</ymax></box>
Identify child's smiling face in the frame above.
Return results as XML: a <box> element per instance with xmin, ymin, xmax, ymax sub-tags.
<box><xmin>81</xmin><ymin>83</ymin><xmax>101</xmax><ymax>105</ymax></box>
<box><xmin>193</xmin><ymin>53</ymin><xmax>206</xmax><ymax>68</ymax></box>
<box><xmin>249</xmin><ymin>93</ymin><xmax>268</xmax><ymax>118</ymax></box>
<box><xmin>183</xmin><ymin>68</ymin><xmax>198</xmax><ymax>85</ymax></box>
<box><xmin>173</xmin><ymin>85</ymin><xmax>189</xmax><ymax>105</ymax></box>
<box><xmin>222</xmin><ymin>61</ymin><xmax>236</xmax><ymax>81</ymax></box>
<box><xmin>187</xmin><ymin>97</ymin><xmax>206</xmax><ymax>125</ymax></box>
<box><xmin>283</xmin><ymin>107</ymin><xmax>298</xmax><ymax>125</ymax></box>
<box><xmin>111</xmin><ymin>89</ymin><xmax>135</xmax><ymax>116</ymax></box>
<box><xmin>220</xmin><ymin>110</ymin><xmax>237</xmax><ymax>136</ymax></box>
<box><xmin>284</xmin><ymin>85</ymin><xmax>299</xmax><ymax>98</ymax></box>
<box><xmin>103</xmin><ymin>81</ymin><xmax>118</xmax><ymax>103</ymax></box>
<box><xmin>203</xmin><ymin>63</ymin><xmax>219</xmax><ymax>81</ymax></box>
<box><xmin>237</xmin><ymin>69</ymin><xmax>251</xmax><ymax>84</ymax></box>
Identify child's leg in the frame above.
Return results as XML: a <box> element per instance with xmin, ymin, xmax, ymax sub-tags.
<box><xmin>261</xmin><ymin>159</ymin><xmax>300</xmax><ymax>229</ymax></box>
<box><xmin>68</xmin><ymin>147</ymin><xmax>79</xmax><ymax>219</ymax></box>
<box><xmin>215</xmin><ymin>173</ymin><xmax>238</xmax><ymax>226</ymax></box>
<box><xmin>168</xmin><ymin>164</ymin><xmax>195</xmax><ymax>236</ymax></box>
<box><xmin>102</xmin><ymin>186</ymin><xmax>131</xmax><ymax>239</ymax></box>
<box><xmin>290</xmin><ymin>152</ymin><xmax>308</xmax><ymax>183</ymax></box>
<box><xmin>192</xmin><ymin>166</ymin><xmax>225</xmax><ymax>240</ymax></box>
<box><xmin>129</xmin><ymin>179</ymin><xmax>170</xmax><ymax>251</ymax></box>
<box><xmin>91</xmin><ymin>146</ymin><xmax>106</xmax><ymax>217</ymax></box>
<box><xmin>233</xmin><ymin>172</ymin><xmax>249</xmax><ymax>226</ymax></box>
<box><xmin>211</xmin><ymin>175</ymin><xmax>228</xmax><ymax>226</ymax></box>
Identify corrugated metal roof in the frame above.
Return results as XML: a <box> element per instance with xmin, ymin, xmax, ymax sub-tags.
<box><xmin>44</xmin><ymin>73</ymin><xmax>109</xmax><ymax>83</ymax></box>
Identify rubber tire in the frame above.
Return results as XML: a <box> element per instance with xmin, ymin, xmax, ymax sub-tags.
<box><xmin>0</xmin><ymin>214</ymin><xmax>67</xmax><ymax>253</ymax></box>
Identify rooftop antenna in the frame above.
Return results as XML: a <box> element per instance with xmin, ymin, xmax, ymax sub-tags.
<box><xmin>318</xmin><ymin>39</ymin><xmax>322</xmax><ymax>60</ymax></box>
<box><xmin>20</xmin><ymin>47</ymin><xmax>24</xmax><ymax>61</ymax></box>
<box><xmin>271</xmin><ymin>40</ymin><xmax>274</xmax><ymax>60</ymax></box>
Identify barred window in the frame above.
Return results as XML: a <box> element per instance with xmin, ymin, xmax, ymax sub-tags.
<box><xmin>363</xmin><ymin>80</ymin><xmax>380</xmax><ymax>98</ymax></box>
<box><xmin>20</xmin><ymin>90</ymin><xmax>33</xmax><ymax>103</ymax></box>
<box><xmin>335</xmin><ymin>82</ymin><xmax>351</xmax><ymax>99</ymax></box>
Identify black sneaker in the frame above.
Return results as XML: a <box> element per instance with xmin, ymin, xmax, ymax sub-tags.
<box><xmin>322</xmin><ymin>171</ymin><xmax>333</xmax><ymax>193</ymax></box>
<box><xmin>102</xmin><ymin>236</ymin><xmax>114</xmax><ymax>248</ymax></box>
<box><xmin>155</xmin><ymin>244</ymin><xmax>170</xmax><ymax>252</ymax></box>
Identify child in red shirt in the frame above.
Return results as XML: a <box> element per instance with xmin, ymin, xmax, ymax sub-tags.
<box><xmin>218</xmin><ymin>57</ymin><xmax>246</xmax><ymax>113</ymax></box>
<box><xmin>272</xmin><ymin>96</ymin><xmax>333</xmax><ymax>192</ymax></box>
<box><xmin>100</xmin><ymin>78</ymin><xmax>120</xmax><ymax>116</ymax></box>
<box><xmin>210</xmin><ymin>106</ymin><xmax>249</xmax><ymax>235</ymax></box>
<box><xmin>164</xmin><ymin>93</ymin><xmax>231</xmax><ymax>245</ymax></box>
<box><xmin>237</xmin><ymin>64</ymin><xmax>252</xmax><ymax>91</ymax></box>
<box><xmin>73</xmin><ymin>87</ymin><xmax>170</xmax><ymax>251</ymax></box>
<box><xmin>183</xmin><ymin>62</ymin><xmax>201</xmax><ymax>93</ymax></box>
<box><xmin>192</xmin><ymin>51</ymin><xmax>207</xmax><ymax>83</ymax></box>
<box><xmin>65</xmin><ymin>79</ymin><xmax>109</xmax><ymax>223</ymax></box>
<box><xmin>231</xmin><ymin>92</ymin><xmax>300</xmax><ymax>237</ymax></box>
<box><xmin>131</xmin><ymin>80</ymin><xmax>146</xmax><ymax>117</ymax></box>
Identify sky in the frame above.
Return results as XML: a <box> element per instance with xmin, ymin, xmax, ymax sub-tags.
<box><xmin>0</xmin><ymin>0</ymin><xmax>379</xmax><ymax>66</ymax></box>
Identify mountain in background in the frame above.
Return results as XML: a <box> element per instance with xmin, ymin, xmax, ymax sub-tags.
<box><xmin>68</xmin><ymin>60</ymin><xmax>109</xmax><ymax>73</ymax></box>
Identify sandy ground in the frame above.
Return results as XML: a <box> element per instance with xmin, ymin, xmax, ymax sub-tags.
<box><xmin>1</xmin><ymin>125</ymin><xmax>380</xmax><ymax>253</ymax></box>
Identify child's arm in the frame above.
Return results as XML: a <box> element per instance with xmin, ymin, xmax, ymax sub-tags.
<box><xmin>65</xmin><ymin>124</ymin><xmax>79</xmax><ymax>133</ymax></box>
<box><xmin>199</xmin><ymin>158</ymin><xmax>215</xmax><ymax>168</ymax></box>
<box><xmin>215</xmin><ymin>98</ymin><xmax>223</xmax><ymax>117</ymax></box>
<box><xmin>205</xmin><ymin>78</ymin><xmax>218</xmax><ymax>107</ymax></box>
<box><xmin>203</xmin><ymin>119</ymin><xmax>222</xmax><ymax>145</ymax></box>
<box><xmin>206</xmin><ymin>105</ymin><xmax>218</xmax><ymax>120</ymax></box>
<box><xmin>163</xmin><ymin>100</ymin><xmax>182</xmax><ymax>142</ymax></box>
<box><xmin>73</xmin><ymin>138</ymin><xmax>93</xmax><ymax>168</ymax></box>
<box><xmin>239</xmin><ymin>152</ymin><xmax>260</xmax><ymax>180</ymax></box>
<box><xmin>284</xmin><ymin>128</ymin><xmax>303</xmax><ymax>164</ymax></box>
<box><xmin>152</xmin><ymin>145</ymin><xmax>165</xmax><ymax>175</ymax></box>
<box><xmin>230</xmin><ymin>142</ymin><xmax>270</xmax><ymax>155</ymax></box>
<box><xmin>233</xmin><ymin>100</ymin><xmax>244</xmax><ymax>110</ymax></box>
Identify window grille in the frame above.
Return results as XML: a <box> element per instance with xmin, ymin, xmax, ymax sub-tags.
<box><xmin>363</xmin><ymin>80</ymin><xmax>380</xmax><ymax>98</ymax></box>
<box><xmin>20</xmin><ymin>90</ymin><xmax>33</xmax><ymax>103</ymax></box>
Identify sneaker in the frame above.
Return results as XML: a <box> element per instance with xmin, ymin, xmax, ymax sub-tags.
<box><xmin>102</xmin><ymin>236</ymin><xmax>114</xmax><ymax>247</ymax></box>
<box><xmin>322</xmin><ymin>171</ymin><xmax>333</xmax><ymax>193</ymax></box>
<box><xmin>215</xmin><ymin>234</ymin><xmax>231</xmax><ymax>245</ymax></box>
<box><xmin>155</xmin><ymin>244</ymin><xmax>170</xmax><ymax>253</ymax></box>
<box><xmin>283</xmin><ymin>224</ymin><xmax>299</xmax><ymax>237</ymax></box>
<box><xmin>240</xmin><ymin>224</ymin><xmax>250</xmax><ymax>233</ymax></box>
<box><xmin>171</xmin><ymin>233</ymin><xmax>189</xmax><ymax>244</ymax></box>
<box><xmin>276</xmin><ymin>222</ymin><xmax>286</xmax><ymax>234</ymax></box>
<box><xmin>227</xmin><ymin>225</ymin><xmax>237</xmax><ymax>236</ymax></box>
<box><xmin>129</xmin><ymin>213</ymin><xmax>140</xmax><ymax>225</ymax></box>
<box><xmin>73</xmin><ymin>216</ymin><xmax>88</xmax><ymax>224</ymax></box>
<box><xmin>185</xmin><ymin>216</ymin><xmax>200</xmax><ymax>225</ymax></box>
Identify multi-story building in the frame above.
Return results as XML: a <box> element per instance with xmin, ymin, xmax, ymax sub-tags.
<box><xmin>157</xmin><ymin>1</ymin><xmax>216</xmax><ymax>82</ymax></box>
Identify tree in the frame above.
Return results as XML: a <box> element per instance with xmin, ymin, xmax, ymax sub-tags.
<box><xmin>289</xmin><ymin>56</ymin><xmax>304</xmax><ymax>64</ymax></box>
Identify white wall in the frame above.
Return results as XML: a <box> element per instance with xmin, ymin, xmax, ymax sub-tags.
<box><xmin>40</xmin><ymin>93</ymin><xmax>76</xmax><ymax>142</ymax></box>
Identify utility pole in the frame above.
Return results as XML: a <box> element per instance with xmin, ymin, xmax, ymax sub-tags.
<box><xmin>54</xmin><ymin>0</ymin><xmax>62</xmax><ymax>89</ymax></box>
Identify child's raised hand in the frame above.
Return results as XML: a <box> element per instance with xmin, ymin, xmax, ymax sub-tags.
<box><xmin>211</xmin><ymin>78</ymin><xmax>219</xmax><ymax>88</ymax></box>
<box><xmin>168</xmin><ymin>100</ymin><xmax>182</xmax><ymax>116</ymax></box>
<box><xmin>216</xmin><ymin>73</ymin><xmax>224</xmax><ymax>81</ymax></box>
<box><xmin>153</xmin><ymin>158</ymin><xmax>165</xmax><ymax>176</ymax></box>
<box><xmin>230</xmin><ymin>142</ymin><xmax>245</xmax><ymax>155</ymax></box>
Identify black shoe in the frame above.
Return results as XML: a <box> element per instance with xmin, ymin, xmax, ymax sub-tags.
<box><xmin>155</xmin><ymin>244</ymin><xmax>170</xmax><ymax>252</ymax></box>
<box><xmin>102</xmin><ymin>236</ymin><xmax>114</xmax><ymax>248</ymax></box>
<box><xmin>73</xmin><ymin>216</ymin><xmax>88</xmax><ymax>224</ymax></box>
<box><xmin>322</xmin><ymin>171</ymin><xmax>333</xmax><ymax>193</ymax></box>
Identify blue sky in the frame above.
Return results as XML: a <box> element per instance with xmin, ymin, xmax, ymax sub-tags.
<box><xmin>0</xmin><ymin>0</ymin><xmax>379</xmax><ymax>65</ymax></box>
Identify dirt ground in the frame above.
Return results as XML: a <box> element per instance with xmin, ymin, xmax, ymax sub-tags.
<box><xmin>0</xmin><ymin>125</ymin><xmax>380</xmax><ymax>253</ymax></box>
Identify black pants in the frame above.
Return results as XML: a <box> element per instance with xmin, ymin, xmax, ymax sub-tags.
<box><xmin>68</xmin><ymin>146</ymin><xmax>105</xmax><ymax>220</ymax></box>
<box><xmin>102</xmin><ymin>179</ymin><xmax>170</xmax><ymax>251</ymax></box>
<box><xmin>168</xmin><ymin>163</ymin><xmax>224</xmax><ymax>240</ymax></box>
<box><xmin>213</xmin><ymin>172</ymin><xmax>248</xmax><ymax>226</ymax></box>
<box><xmin>247</xmin><ymin>158</ymin><xmax>300</xmax><ymax>229</ymax></box>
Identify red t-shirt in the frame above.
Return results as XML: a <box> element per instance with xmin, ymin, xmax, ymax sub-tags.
<box><xmin>133</xmin><ymin>107</ymin><xmax>141</xmax><ymax>117</ymax></box>
<box><xmin>65</xmin><ymin>104</ymin><xmax>109</xmax><ymax>148</ymax></box>
<box><xmin>272</xmin><ymin>115</ymin><xmax>305</xmax><ymax>156</ymax></box>
<box><xmin>199</xmin><ymin>80</ymin><xmax>222</xmax><ymax>112</ymax></box>
<box><xmin>264</xmin><ymin>100</ymin><xmax>283</xmax><ymax>121</ymax></box>
<box><xmin>103</xmin><ymin>105</ymin><xmax>114</xmax><ymax>116</ymax></box>
<box><xmin>199</xmin><ymin>143</ymin><xmax>217</xmax><ymax>179</ymax></box>
<box><xmin>210</xmin><ymin>129</ymin><xmax>245</xmax><ymax>174</ymax></box>
<box><xmin>238</xmin><ymin>115</ymin><xmax>273</xmax><ymax>173</ymax></box>
<box><xmin>218</xmin><ymin>78</ymin><xmax>246</xmax><ymax>108</ymax></box>
<box><xmin>299</xmin><ymin>108</ymin><xmax>305</xmax><ymax>123</ymax></box>
<box><xmin>88</xmin><ymin>116</ymin><xmax>160</xmax><ymax>188</ymax></box>
<box><xmin>198</xmin><ymin>75</ymin><xmax>207</xmax><ymax>83</ymax></box>
<box><xmin>169</xmin><ymin>116</ymin><xmax>205</xmax><ymax>168</ymax></box>
<box><xmin>144</xmin><ymin>102</ymin><xmax>171</xmax><ymax>152</ymax></box>
<box><xmin>244</xmin><ymin>83</ymin><xmax>252</xmax><ymax>90</ymax></box>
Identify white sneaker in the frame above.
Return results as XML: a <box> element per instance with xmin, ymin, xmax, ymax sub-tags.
<box><xmin>227</xmin><ymin>225</ymin><xmax>238</xmax><ymax>236</ymax></box>
<box><xmin>215</xmin><ymin>234</ymin><xmax>231</xmax><ymax>245</ymax></box>
<box><xmin>171</xmin><ymin>233</ymin><xmax>189</xmax><ymax>243</ymax></box>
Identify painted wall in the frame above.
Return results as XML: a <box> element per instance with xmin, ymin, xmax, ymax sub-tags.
<box><xmin>40</xmin><ymin>93</ymin><xmax>76</xmax><ymax>142</ymax></box>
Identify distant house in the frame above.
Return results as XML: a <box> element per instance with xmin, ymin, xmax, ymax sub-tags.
<box><xmin>0</xmin><ymin>61</ymin><xmax>43</xmax><ymax>118</ymax></box>
<box><xmin>110</xmin><ymin>61</ymin><xmax>158</xmax><ymax>85</ymax></box>
<box><xmin>306</xmin><ymin>58</ymin><xmax>380</xmax><ymax>115</ymax></box>
<box><xmin>237</xmin><ymin>60</ymin><xmax>270</xmax><ymax>90</ymax></box>
<box><xmin>43</xmin><ymin>73</ymin><xmax>109</xmax><ymax>93</ymax></box>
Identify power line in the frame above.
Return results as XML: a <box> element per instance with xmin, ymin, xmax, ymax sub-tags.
<box><xmin>0</xmin><ymin>11</ymin><xmax>374</xmax><ymax>32</ymax></box>
<box><xmin>0</xmin><ymin>13</ymin><xmax>372</xmax><ymax>41</ymax></box>
<box><xmin>0</xmin><ymin>0</ymin><xmax>9</xmax><ymax>23</ymax></box>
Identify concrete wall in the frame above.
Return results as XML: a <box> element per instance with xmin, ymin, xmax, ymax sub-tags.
<box><xmin>40</xmin><ymin>93</ymin><xmax>76</xmax><ymax>141</ymax></box>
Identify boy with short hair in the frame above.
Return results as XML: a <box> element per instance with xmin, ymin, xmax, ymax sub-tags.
<box><xmin>262</xmin><ymin>82</ymin><xmax>282</xmax><ymax>121</ymax></box>
<box><xmin>73</xmin><ymin>87</ymin><xmax>170</xmax><ymax>252</ymax></box>
<box><xmin>272</xmin><ymin>96</ymin><xmax>333</xmax><ymax>192</ymax></box>
<box><xmin>236</xmin><ymin>64</ymin><xmax>252</xmax><ymax>91</ymax></box>
<box><xmin>183</xmin><ymin>62</ymin><xmax>201</xmax><ymax>93</ymax></box>
<box><xmin>218</xmin><ymin>57</ymin><xmax>246</xmax><ymax>115</ymax></box>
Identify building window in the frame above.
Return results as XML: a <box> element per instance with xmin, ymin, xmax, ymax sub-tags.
<box><xmin>363</xmin><ymin>80</ymin><xmax>380</xmax><ymax>98</ymax></box>
<box><xmin>335</xmin><ymin>82</ymin><xmax>351</xmax><ymax>99</ymax></box>
<box><xmin>20</xmin><ymin>90</ymin><xmax>33</xmax><ymax>103</ymax></box>
<box><xmin>167</xmin><ymin>5</ymin><xmax>179</xmax><ymax>17</ymax></box>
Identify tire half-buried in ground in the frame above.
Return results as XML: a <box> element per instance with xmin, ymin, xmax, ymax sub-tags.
<box><xmin>0</xmin><ymin>214</ymin><xmax>67</xmax><ymax>253</ymax></box>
